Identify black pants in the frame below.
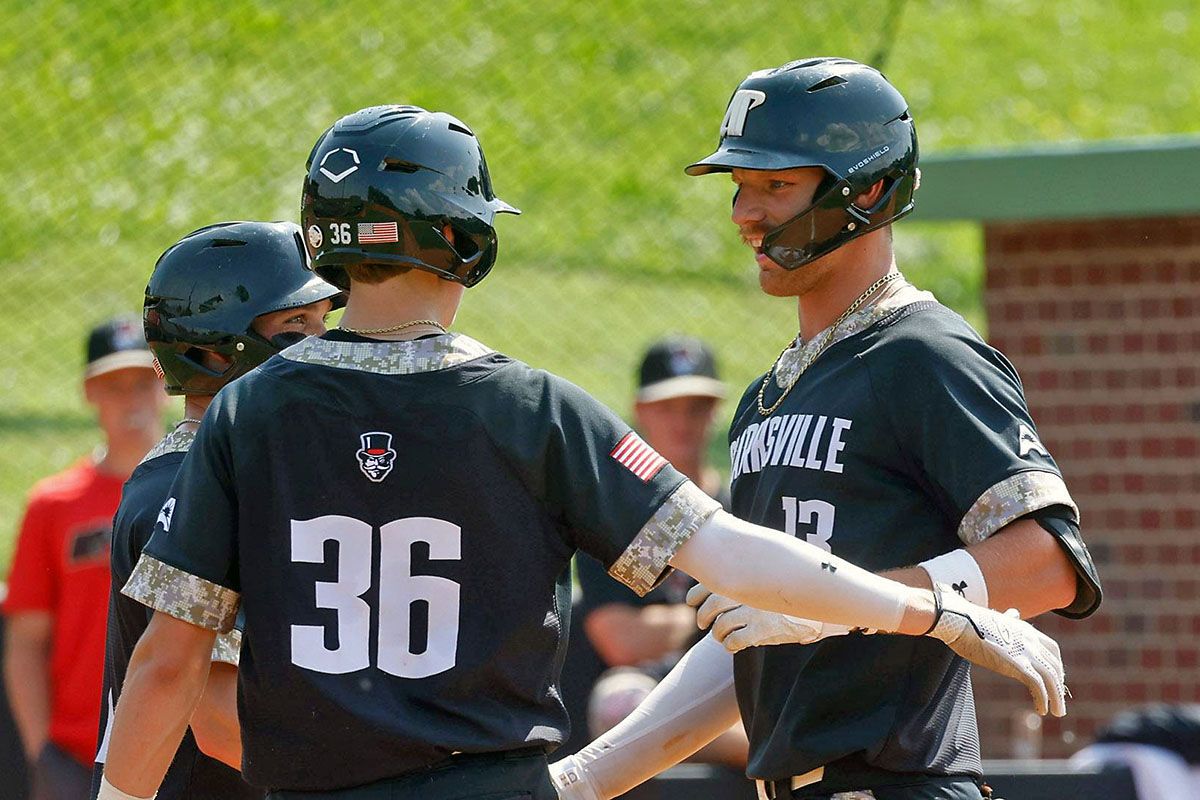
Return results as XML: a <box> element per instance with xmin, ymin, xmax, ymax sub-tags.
<box><xmin>29</xmin><ymin>742</ymin><xmax>92</xmax><ymax>800</ymax></box>
<box><xmin>265</xmin><ymin>751</ymin><xmax>555</xmax><ymax>800</ymax></box>
<box><xmin>791</xmin><ymin>776</ymin><xmax>984</xmax><ymax>800</ymax></box>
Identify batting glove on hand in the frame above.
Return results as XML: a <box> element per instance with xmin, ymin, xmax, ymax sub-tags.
<box><xmin>549</xmin><ymin>755</ymin><xmax>601</xmax><ymax>800</ymax></box>
<box><xmin>685</xmin><ymin>584</ymin><xmax>850</xmax><ymax>653</ymax></box>
<box><xmin>926</xmin><ymin>585</ymin><xmax>1067</xmax><ymax>717</ymax></box>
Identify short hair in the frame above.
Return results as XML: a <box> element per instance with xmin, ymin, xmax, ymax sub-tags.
<box><xmin>345</xmin><ymin>264</ymin><xmax>413</xmax><ymax>285</ymax></box>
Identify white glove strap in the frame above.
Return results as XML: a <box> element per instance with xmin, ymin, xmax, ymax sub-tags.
<box><xmin>98</xmin><ymin>776</ymin><xmax>156</xmax><ymax>800</ymax></box>
<box><xmin>919</xmin><ymin>549</ymin><xmax>988</xmax><ymax>608</ymax></box>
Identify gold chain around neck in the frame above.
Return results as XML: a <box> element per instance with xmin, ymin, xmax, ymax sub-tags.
<box><xmin>337</xmin><ymin>319</ymin><xmax>447</xmax><ymax>336</ymax></box>
<box><xmin>756</xmin><ymin>272</ymin><xmax>903</xmax><ymax>416</ymax></box>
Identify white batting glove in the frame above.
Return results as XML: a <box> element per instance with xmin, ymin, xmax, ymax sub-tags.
<box><xmin>549</xmin><ymin>754</ymin><xmax>602</xmax><ymax>800</ymax></box>
<box><xmin>711</xmin><ymin>604</ymin><xmax>851</xmax><ymax>653</ymax></box>
<box><xmin>926</xmin><ymin>584</ymin><xmax>1068</xmax><ymax>717</ymax></box>
<box><xmin>685</xmin><ymin>584</ymin><xmax>850</xmax><ymax>653</ymax></box>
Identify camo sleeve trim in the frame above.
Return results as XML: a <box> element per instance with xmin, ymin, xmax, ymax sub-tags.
<box><xmin>121</xmin><ymin>554</ymin><xmax>240</xmax><ymax>633</ymax></box>
<box><xmin>210</xmin><ymin>628</ymin><xmax>242</xmax><ymax>666</ymax></box>
<box><xmin>139</xmin><ymin>427</ymin><xmax>197</xmax><ymax>465</ymax></box>
<box><xmin>958</xmin><ymin>470</ymin><xmax>1079</xmax><ymax>545</ymax></box>
<box><xmin>609</xmin><ymin>481</ymin><xmax>721</xmax><ymax>596</ymax></box>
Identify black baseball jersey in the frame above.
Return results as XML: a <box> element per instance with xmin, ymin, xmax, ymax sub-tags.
<box><xmin>92</xmin><ymin>430</ymin><xmax>259</xmax><ymax>799</ymax></box>
<box><xmin>122</xmin><ymin>331</ymin><xmax>719</xmax><ymax>792</ymax></box>
<box><xmin>727</xmin><ymin>287</ymin><xmax>1082</xmax><ymax>787</ymax></box>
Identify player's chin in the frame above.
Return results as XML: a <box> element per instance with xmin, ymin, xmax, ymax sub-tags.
<box><xmin>757</xmin><ymin>264</ymin><xmax>797</xmax><ymax>297</ymax></box>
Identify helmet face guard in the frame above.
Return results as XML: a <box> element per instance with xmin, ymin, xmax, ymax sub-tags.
<box><xmin>301</xmin><ymin>105</ymin><xmax>519</xmax><ymax>290</ymax></box>
<box><xmin>686</xmin><ymin>57</ymin><xmax>919</xmax><ymax>270</ymax></box>
<box><xmin>761</xmin><ymin>170</ymin><xmax>917</xmax><ymax>270</ymax></box>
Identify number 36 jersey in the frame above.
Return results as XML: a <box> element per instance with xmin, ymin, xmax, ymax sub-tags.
<box><xmin>123</xmin><ymin>331</ymin><xmax>719</xmax><ymax>792</ymax></box>
<box><xmin>728</xmin><ymin>289</ymin><xmax>1082</xmax><ymax>785</ymax></box>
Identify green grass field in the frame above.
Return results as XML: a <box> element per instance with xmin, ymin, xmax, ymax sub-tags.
<box><xmin>2</xmin><ymin>1</ymin><xmax>1197</xmax><ymax>571</ymax></box>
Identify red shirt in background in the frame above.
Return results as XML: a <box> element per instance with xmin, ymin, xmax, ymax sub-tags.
<box><xmin>4</xmin><ymin>458</ymin><xmax>121</xmax><ymax>767</ymax></box>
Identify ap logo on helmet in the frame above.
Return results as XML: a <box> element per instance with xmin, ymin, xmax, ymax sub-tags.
<box><xmin>720</xmin><ymin>89</ymin><xmax>766</xmax><ymax>138</ymax></box>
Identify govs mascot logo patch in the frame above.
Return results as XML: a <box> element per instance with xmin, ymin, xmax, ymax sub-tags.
<box><xmin>356</xmin><ymin>431</ymin><xmax>396</xmax><ymax>483</ymax></box>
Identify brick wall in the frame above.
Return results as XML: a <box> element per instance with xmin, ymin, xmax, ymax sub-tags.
<box><xmin>973</xmin><ymin>215</ymin><xmax>1200</xmax><ymax>758</ymax></box>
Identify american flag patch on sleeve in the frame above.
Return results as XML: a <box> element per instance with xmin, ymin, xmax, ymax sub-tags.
<box><xmin>610</xmin><ymin>431</ymin><xmax>668</xmax><ymax>482</ymax></box>
<box><xmin>358</xmin><ymin>222</ymin><xmax>399</xmax><ymax>243</ymax></box>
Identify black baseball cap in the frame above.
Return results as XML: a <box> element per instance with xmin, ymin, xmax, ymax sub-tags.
<box><xmin>637</xmin><ymin>336</ymin><xmax>726</xmax><ymax>403</ymax></box>
<box><xmin>85</xmin><ymin>314</ymin><xmax>156</xmax><ymax>379</ymax></box>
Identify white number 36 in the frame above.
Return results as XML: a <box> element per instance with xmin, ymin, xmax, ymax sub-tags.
<box><xmin>328</xmin><ymin>222</ymin><xmax>352</xmax><ymax>244</ymax></box>
<box><xmin>290</xmin><ymin>515</ymin><xmax>461</xmax><ymax>679</ymax></box>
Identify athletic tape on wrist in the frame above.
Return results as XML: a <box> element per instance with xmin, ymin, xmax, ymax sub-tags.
<box><xmin>919</xmin><ymin>548</ymin><xmax>988</xmax><ymax>608</ymax></box>
<box><xmin>98</xmin><ymin>776</ymin><xmax>156</xmax><ymax>800</ymax></box>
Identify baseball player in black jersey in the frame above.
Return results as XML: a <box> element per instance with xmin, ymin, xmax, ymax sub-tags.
<box><xmin>96</xmin><ymin>105</ymin><xmax>1067</xmax><ymax>800</ymax></box>
<box><xmin>90</xmin><ymin>221</ymin><xmax>341</xmax><ymax>800</ymax></box>
<box><xmin>551</xmin><ymin>59</ymin><xmax>1102</xmax><ymax>800</ymax></box>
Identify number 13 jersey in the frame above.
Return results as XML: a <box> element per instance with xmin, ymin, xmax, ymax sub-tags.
<box><xmin>727</xmin><ymin>286</ymin><xmax>1079</xmax><ymax>785</ymax></box>
<box><xmin>123</xmin><ymin>331</ymin><xmax>719</xmax><ymax>792</ymax></box>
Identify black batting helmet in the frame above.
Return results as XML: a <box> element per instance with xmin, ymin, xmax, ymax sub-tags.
<box><xmin>144</xmin><ymin>221</ymin><xmax>344</xmax><ymax>396</ymax></box>
<box><xmin>301</xmin><ymin>105</ymin><xmax>520</xmax><ymax>290</ymax></box>
<box><xmin>686</xmin><ymin>57</ymin><xmax>919</xmax><ymax>270</ymax></box>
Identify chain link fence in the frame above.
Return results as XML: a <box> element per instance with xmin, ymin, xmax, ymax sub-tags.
<box><xmin>2</xmin><ymin>0</ymin><xmax>1197</xmax><ymax>565</ymax></box>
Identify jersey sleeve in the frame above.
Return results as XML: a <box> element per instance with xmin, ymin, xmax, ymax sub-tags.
<box><xmin>576</xmin><ymin>552</ymin><xmax>641</xmax><ymax>614</ymax></box>
<box><xmin>494</xmin><ymin>367</ymin><xmax>720</xmax><ymax>596</ymax></box>
<box><xmin>865</xmin><ymin>315</ymin><xmax>1078</xmax><ymax>545</ymax></box>
<box><xmin>3</xmin><ymin>494</ymin><xmax>57</xmax><ymax>613</ymax></box>
<box><xmin>121</xmin><ymin>403</ymin><xmax>241</xmax><ymax>633</ymax></box>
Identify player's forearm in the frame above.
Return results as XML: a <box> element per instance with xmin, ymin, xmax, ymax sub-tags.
<box><xmin>3</xmin><ymin>639</ymin><xmax>52</xmax><ymax>759</ymax></box>
<box><xmin>688</xmin><ymin>720</ymin><xmax>748</xmax><ymax>768</ymax></box>
<box><xmin>103</xmin><ymin>615</ymin><xmax>216</xmax><ymax>796</ymax></box>
<box><xmin>671</xmin><ymin>510</ymin><xmax>933</xmax><ymax>635</ymax></box>
<box><xmin>552</xmin><ymin>634</ymin><xmax>741</xmax><ymax>800</ymax></box>
<box><xmin>190</xmin><ymin>662</ymin><xmax>242</xmax><ymax>769</ymax></box>
<box><xmin>885</xmin><ymin>519</ymin><xmax>1078</xmax><ymax>619</ymax></box>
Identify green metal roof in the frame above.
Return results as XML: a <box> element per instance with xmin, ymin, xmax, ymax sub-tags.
<box><xmin>912</xmin><ymin>135</ymin><xmax>1200</xmax><ymax>222</ymax></box>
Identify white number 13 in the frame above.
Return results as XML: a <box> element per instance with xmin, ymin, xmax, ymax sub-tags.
<box><xmin>781</xmin><ymin>497</ymin><xmax>835</xmax><ymax>552</ymax></box>
<box><xmin>290</xmin><ymin>515</ymin><xmax>461</xmax><ymax>679</ymax></box>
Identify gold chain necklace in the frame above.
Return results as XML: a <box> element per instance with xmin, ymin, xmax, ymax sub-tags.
<box><xmin>338</xmin><ymin>319</ymin><xmax>447</xmax><ymax>336</ymax></box>
<box><xmin>756</xmin><ymin>272</ymin><xmax>903</xmax><ymax>416</ymax></box>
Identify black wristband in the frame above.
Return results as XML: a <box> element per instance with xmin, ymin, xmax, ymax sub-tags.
<box><xmin>921</xmin><ymin>582</ymin><xmax>944</xmax><ymax>636</ymax></box>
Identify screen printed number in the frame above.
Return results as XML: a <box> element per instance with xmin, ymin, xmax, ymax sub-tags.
<box><xmin>780</xmin><ymin>497</ymin><xmax>835</xmax><ymax>552</ymax></box>
<box><xmin>290</xmin><ymin>515</ymin><xmax>460</xmax><ymax>679</ymax></box>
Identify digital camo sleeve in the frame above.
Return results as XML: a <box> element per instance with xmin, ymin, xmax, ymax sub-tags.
<box><xmin>499</xmin><ymin>367</ymin><xmax>720</xmax><ymax>596</ymax></box>
<box><xmin>869</xmin><ymin>318</ymin><xmax>1078</xmax><ymax>544</ymax></box>
<box><xmin>122</xmin><ymin>405</ymin><xmax>241</xmax><ymax>633</ymax></box>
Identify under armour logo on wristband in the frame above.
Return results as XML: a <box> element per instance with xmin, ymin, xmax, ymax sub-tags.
<box><xmin>821</xmin><ymin>562</ymin><xmax>837</xmax><ymax>573</ymax></box>
<box><xmin>952</xmin><ymin>581</ymin><xmax>968</xmax><ymax>596</ymax></box>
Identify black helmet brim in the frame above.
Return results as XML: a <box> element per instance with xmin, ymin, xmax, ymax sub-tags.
<box><xmin>685</xmin><ymin>146</ymin><xmax>829</xmax><ymax>177</ymax></box>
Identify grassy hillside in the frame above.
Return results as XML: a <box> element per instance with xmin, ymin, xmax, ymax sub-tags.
<box><xmin>1</xmin><ymin>0</ymin><xmax>1196</xmax><ymax>568</ymax></box>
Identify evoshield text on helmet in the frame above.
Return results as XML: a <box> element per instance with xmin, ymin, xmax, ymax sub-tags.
<box><xmin>301</xmin><ymin>105</ymin><xmax>520</xmax><ymax>290</ymax></box>
<box><xmin>686</xmin><ymin>57</ymin><xmax>919</xmax><ymax>270</ymax></box>
<box><xmin>144</xmin><ymin>221</ymin><xmax>344</xmax><ymax>396</ymax></box>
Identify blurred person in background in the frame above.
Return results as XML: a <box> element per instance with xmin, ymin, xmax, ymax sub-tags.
<box><xmin>1070</xmin><ymin>704</ymin><xmax>1200</xmax><ymax>800</ymax></box>
<box><xmin>575</xmin><ymin>336</ymin><xmax>746</xmax><ymax>765</ymax></box>
<box><xmin>90</xmin><ymin>221</ymin><xmax>342</xmax><ymax>800</ymax></box>
<box><xmin>3</xmin><ymin>315</ymin><xmax>166</xmax><ymax>800</ymax></box>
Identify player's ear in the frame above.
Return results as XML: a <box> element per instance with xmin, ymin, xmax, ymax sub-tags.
<box><xmin>441</xmin><ymin>223</ymin><xmax>456</xmax><ymax>247</ymax></box>
<box><xmin>855</xmin><ymin>179</ymin><xmax>887</xmax><ymax>209</ymax></box>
